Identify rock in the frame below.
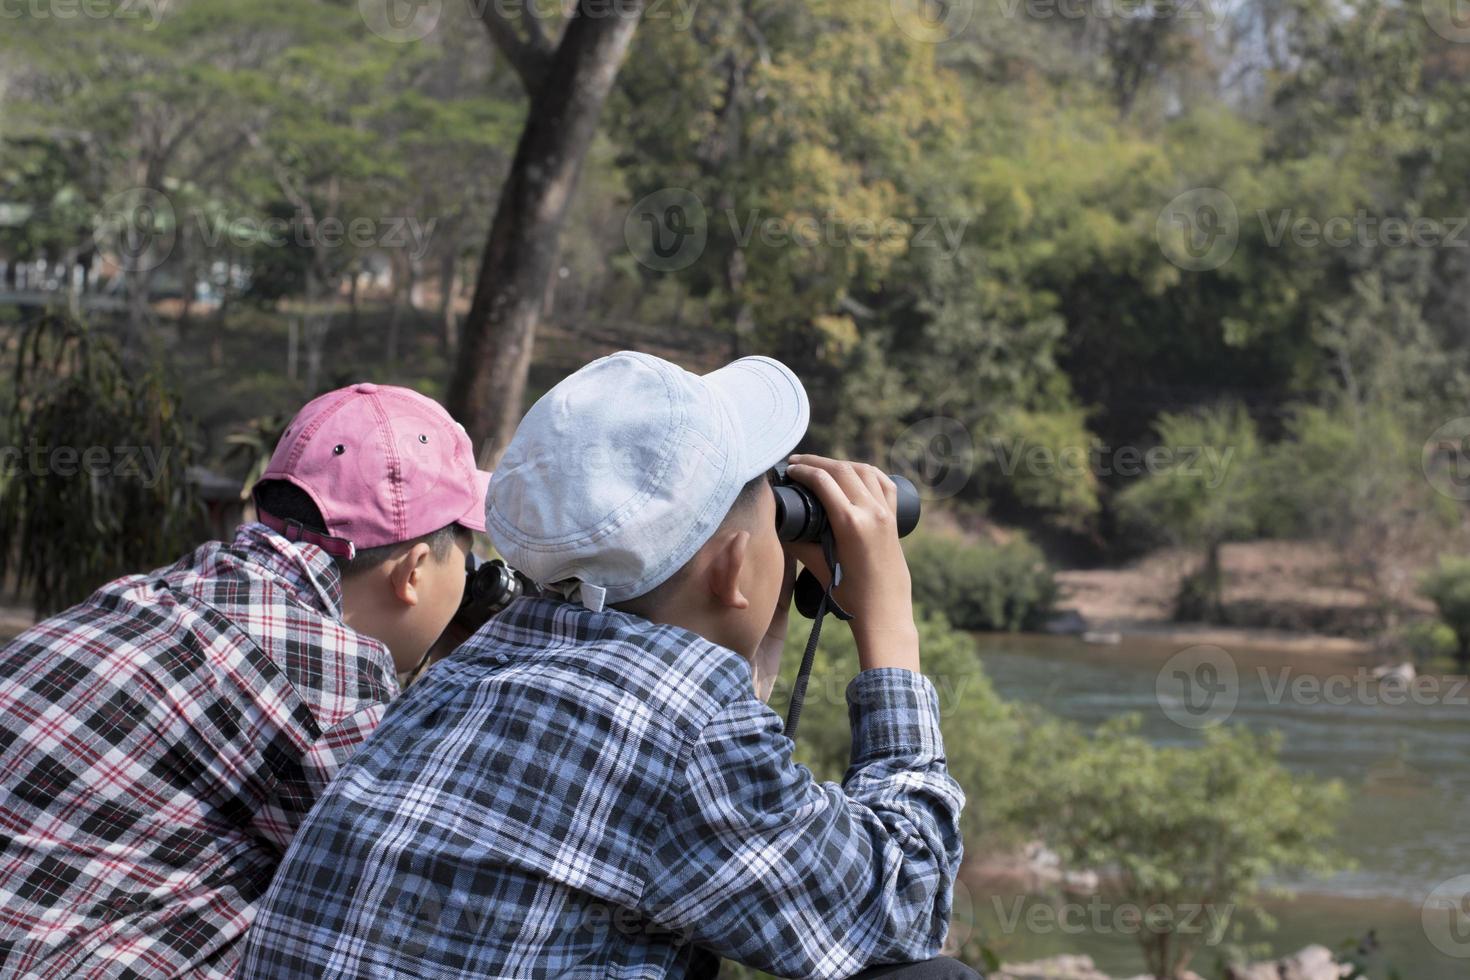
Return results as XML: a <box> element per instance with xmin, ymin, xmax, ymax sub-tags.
<box><xmin>1371</xmin><ymin>661</ymin><xmax>1416</xmax><ymax>683</ymax></box>
<box><xmin>1044</xmin><ymin>609</ymin><xmax>1089</xmax><ymax>635</ymax></box>
<box><xmin>1061</xmin><ymin>868</ymin><xmax>1100</xmax><ymax>893</ymax></box>
<box><xmin>992</xmin><ymin>954</ymin><xmax>1111</xmax><ymax>980</ymax></box>
<box><xmin>1022</xmin><ymin>840</ymin><xmax>1061</xmax><ymax>872</ymax></box>
<box><xmin>1224</xmin><ymin>944</ymin><xmax>1352</xmax><ymax>980</ymax></box>
<box><xmin>1082</xmin><ymin>631</ymin><xmax>1123</xmax><ymax>645</ymax></box>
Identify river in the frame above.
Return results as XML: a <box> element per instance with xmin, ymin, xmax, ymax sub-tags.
<box><xmin>969</xmin><ymin>632</ymin><xmax>1470</xmax><ymax>979</ymax></box>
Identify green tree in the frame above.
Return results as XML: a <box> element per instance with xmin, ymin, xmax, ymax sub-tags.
<box><xmin>0</xmin><ymin>313</ymin><xmax>200</xmax><ymax>615</ymax></box>
<box><xmin>1116</xmin><ymin>405</ymin><xmax>1263</xmax><ymax>621</ymax></box>
<box><xmin>1420</xmin><ymin>556</ymin><xmax>1470</xmax><ymax>671</ymax></box>
<box><xmin>1023</xmin><ymin>721</ymin><xmax>1348</xmax><ymax>980</ymax></box>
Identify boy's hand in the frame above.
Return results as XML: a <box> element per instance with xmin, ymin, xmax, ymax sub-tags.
<box><xmin>784</xmin><ymin>455</ymin><xmax>919</xmax><ymax>673</ymax></box>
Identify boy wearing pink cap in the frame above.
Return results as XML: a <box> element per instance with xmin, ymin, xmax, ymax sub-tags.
<box><xmin>0</xmin><ymin>382</ymin><xmax>491</xmax><ymax>979</ymax></box>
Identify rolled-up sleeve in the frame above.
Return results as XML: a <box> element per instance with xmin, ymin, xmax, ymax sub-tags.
<box><xmin>641</xmin><ymin>668</ymin><xmax>965</xmax><ymax>980</ymax></box>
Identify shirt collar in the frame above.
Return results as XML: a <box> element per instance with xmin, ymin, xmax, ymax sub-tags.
<box><xmin>231</xmin><ymin>521</ymin><xmax>345</xmax><ymax>617</ymax></box>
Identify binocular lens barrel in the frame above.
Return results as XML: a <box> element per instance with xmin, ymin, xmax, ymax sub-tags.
<box><xmin>773</xmin><ymin>474</ymin><xmax>921</xmax><ymax>543</ymax></box>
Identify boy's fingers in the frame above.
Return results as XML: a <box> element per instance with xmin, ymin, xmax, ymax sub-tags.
<box><xmin>855</xmin><ymin>464</ymin><xmax>894</xmax><ymax>515</ymax></box>
<box><xmin>785</xmin><ymin>463</ymin><xmax>853</xmax><ymax>523</ymax></box>
<box><xmin>788</xmin><ymin>455</ymin><xmax>873</xmax><ymax>509</ymax></box>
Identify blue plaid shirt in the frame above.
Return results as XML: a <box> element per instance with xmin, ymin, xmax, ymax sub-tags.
<box><xmin>237</xmin><ymin>596</ymin><xmax>965</xmax><ymax>979</ymax></box>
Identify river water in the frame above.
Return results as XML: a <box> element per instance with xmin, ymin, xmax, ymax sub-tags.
<box><xmin>970</xmin><ymin>632</ymin><xmax>1470</xmax><ymax>979</ymax></box>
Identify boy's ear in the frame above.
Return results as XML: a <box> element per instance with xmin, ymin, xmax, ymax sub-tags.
<box><xmin>705</xmin><ymin>529</ymin><xmax>752</xmax><ymax>612</ymax></box>
<box><xmin>388</xmin><ymin>542</ymin><xmax>434</xmax><ymax>607</ymax></box>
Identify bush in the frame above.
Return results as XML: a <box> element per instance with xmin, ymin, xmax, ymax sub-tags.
<box><xmin>902</xmin><ymin>531</ymin><xmax>1057</xmax><ymax>632</ymax></box>
<box><xmin>1019</xmin><ymin>720</ymin><xmax>1349</xmax><ymax>980</ymax></box>
<box><xmin>1391</xmin><ymin>618</ymin><xmax>1459</xmax><ymax>666</ymax></box>
<box><xmin>1420</xmin><ymin>555</ymin><xmax>1470</xmax><ymax>669</ymax></box>
<box><xmin>773</xmin><ymin>606</ymin><xmax>1072</xmax><ymax>851</ymax></box>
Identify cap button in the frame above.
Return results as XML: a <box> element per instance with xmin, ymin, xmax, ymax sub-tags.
<box><xmin>354</xmin><ymin>382</ymin><xmax>379</xmax><ymax>393</ymax></box>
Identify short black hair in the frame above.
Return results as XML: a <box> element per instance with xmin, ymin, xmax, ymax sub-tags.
<box><xmin>613</xmin><ymin>472</ymin><xmax>771</xmax><ymax>619</ymax></box>
<box><xmin>252</xmin><ymin>479</ymin><xmax>466</xmax><ymax>576</ymax></box>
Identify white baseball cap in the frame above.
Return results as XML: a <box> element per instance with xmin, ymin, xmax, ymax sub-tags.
<box><xmin>486</xmin><ymin>351</ymin><xmax>810</xmax><ymax>610</ymax></box>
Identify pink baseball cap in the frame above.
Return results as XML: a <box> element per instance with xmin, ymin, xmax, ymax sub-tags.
<box><xmin>255</xmin><ymin>382</ymin><xmax>491</xmax><ymax>560</ymax></box>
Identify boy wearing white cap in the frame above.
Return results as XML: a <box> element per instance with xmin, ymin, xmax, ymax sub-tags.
<box><xmin>238</xmin><ymin>353</ymin><xmax>972</xmax><ymax>980</ymax></box>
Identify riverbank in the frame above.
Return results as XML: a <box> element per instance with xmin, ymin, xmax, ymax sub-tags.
<box><xmin>1051</xmin><ymin>540</ymin><xmax>1439</xmax><ymax>660</ymax></box>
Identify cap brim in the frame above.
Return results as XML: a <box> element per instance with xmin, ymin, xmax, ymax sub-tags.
<box><xmin>704</xmin><ymin>356</ymin><xmax>810</xmax><ymax>479</ymax></box>
<box><xmin>458</xmin><ymin>467</ymin><xmax>493</xmax><ymax>532</ymax></box>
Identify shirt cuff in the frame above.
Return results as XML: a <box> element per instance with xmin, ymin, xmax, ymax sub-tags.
<box><xmin>845</xmin><ymin>668</ymin><xmax>944</xmax><ymax>766</ymax></box>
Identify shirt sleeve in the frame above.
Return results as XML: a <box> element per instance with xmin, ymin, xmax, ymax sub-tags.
<box><xmin>251</xmin><ymin>702</ymin><xmax>388</xmax><ymax>851</ymax></box>
<box><xmin>640</xmin><ymin>668</ymin><xmax>965</xmax><ymax>980</ymax></box>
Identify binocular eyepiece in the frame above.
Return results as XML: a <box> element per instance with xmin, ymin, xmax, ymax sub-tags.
<box><xmin>454</xmin><ymin>554</ymin><xmax>536</xmax><ymax>633</ymax></box>
<box><xmin>771</xmin><ymin>462</ymin><xmax>921</xmax><ymax>543</ymax></box>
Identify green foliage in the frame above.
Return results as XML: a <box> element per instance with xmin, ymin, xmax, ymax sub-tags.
<box><xmin>1391</xmin><ymin>618</ymin><xmax>1459</xmax><ymax>666</ymax></box>
<box><xmin>1115</xmin><ymin>405</ymin><xmax>1263</xmax><ymax>621</ymax></box>
<box><xmin>771</xmin><ymin>611</ymin><xmax>1347</xmax><ymax>980</ymax></box>
<box><xmin>903</xmin><ymin>532</ymin><xmax>1057</xmax><ymax>633</ymax></box>
<box><xmin>772</xmin><ymin>608</ymin><xmax>1076</xmax><ymax>851</ymax></box>
<box><xmin>1420</xmin><ymin>556</ymin><xmax>1470</xmax><ymax>668</ymax></box>
<box><xmin>0</xmin><ymin>314</ymin><xmax>202</xmax><ymax>614</ymax></box>
<box><xmin>1020</xmin><ymin>720</ymin><xmax>1349</xmax><ymax>980</ymax></box>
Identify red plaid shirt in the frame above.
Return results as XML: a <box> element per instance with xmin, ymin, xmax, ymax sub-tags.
<box><xmin>0</xmin><ymin>523</ymin><xmax>399</xmax><ymax>979</ymax></box>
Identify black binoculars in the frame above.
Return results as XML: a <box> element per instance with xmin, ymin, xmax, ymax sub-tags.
<box><xmin>770</xmin><ymin>462</ymin><xmax>921</xmax><ymax>543</ymax></box>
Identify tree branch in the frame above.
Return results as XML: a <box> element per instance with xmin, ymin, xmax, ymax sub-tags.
<box><xmin>475</xmin><ymin>2</ymin><xmax>556</xmax><ymax>93</ymax></box>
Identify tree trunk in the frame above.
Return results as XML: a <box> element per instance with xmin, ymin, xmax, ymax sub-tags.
<box><xmin>438</xmin><ymin>248</ymin><xmax>458</xmax><ymax>355</ymax></box>
<box><xmin>447</xmin><ymin>0</ymin><xmax>646</xmax><ymax>462</ymax></box>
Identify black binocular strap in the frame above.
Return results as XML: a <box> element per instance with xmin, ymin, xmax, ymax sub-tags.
<box><xmin>784</xmin><ymin>532</ymin><xmax>850</xmax><ymax>740</ymax></box>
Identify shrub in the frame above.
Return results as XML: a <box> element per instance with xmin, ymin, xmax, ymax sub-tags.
<box><xmin>902</xmin><ymin>531</ymin><xmax>1057</xmax><ymax>632</ymax></box>
<box><xmin>773</xmin><ymin>607</ymin><xmax>1072</xmax><ymax>851</ymax></box>
<box><xmin>1018</xmin><ymin>720</ymin><xmax>1349</xmax><ymax>980</ymax></box>
<box><xmin>1391</xmin><ymin>618</ymin><xmax>1458</xmax><ymax>666</ymax></box>
<box><xmin>1420</xmin><ymin>555</ymin><xmax>1470</xmax><ymax>670</ymax></box>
